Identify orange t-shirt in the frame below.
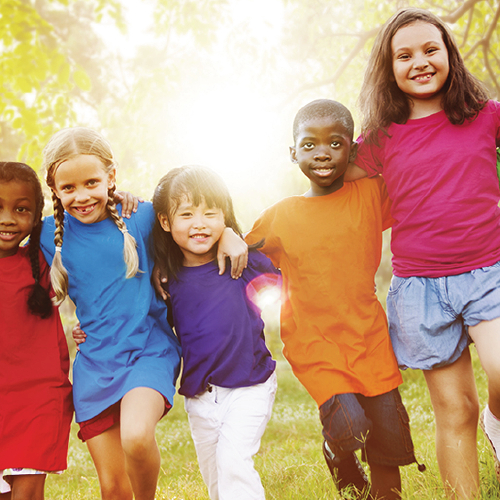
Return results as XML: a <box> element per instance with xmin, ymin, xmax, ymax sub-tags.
<box><xmin>246</xmin><ymin>177</ymin><xmax>402</xmax><ymax>406</ymax></box>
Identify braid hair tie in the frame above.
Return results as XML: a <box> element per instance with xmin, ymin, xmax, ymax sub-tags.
<box><xmin>55</xmin><ymin>246</ymin><xmax>62</xmax><ymax>253</ymax></box>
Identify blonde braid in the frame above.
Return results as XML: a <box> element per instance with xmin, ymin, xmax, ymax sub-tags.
<box><xmin>50</xmin><ymin>193</ymin><xmax>70</xmax><ymax>304</ymax></box>
<box><xmin>106</xmin><ymin>186</ymin><xmax>139</xmax><ymax>278</ymax></box>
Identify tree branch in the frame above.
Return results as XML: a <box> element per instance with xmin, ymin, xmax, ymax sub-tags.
<box><xmin>440</xmin><ymin>0</ymin><xmax>483</xmax><ymax>23</ymax></box>
<box><xmin>284</xmin><ymin>26</ymin><xmax>379</xmax><ymax>102</ymax></box>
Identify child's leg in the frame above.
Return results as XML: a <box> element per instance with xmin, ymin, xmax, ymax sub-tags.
<box><xmin>358</xmin><ymin>389</ymin><xmax>415</xmax><ymax>500</ymax></box>
<box><xmin>3</xmin><ymin>475</ymin><xmax>45</xmax><ymax>500</ymax></box>
<box><xmin>185</xmin><ymin>394</ymin><xmax>221</xmax><ymax>498</ymax></box>
<box><xmin>369</xmin><ymin>464</ymin><xmax>400</xmax><ymax>500</ymax></box>
<box><xmin>469</xmin><ymin>317</ymin><xmax>500</xmax><ymax>418</ymax></box>
<box><xmin>120</xmin><ymin>387</ymin><xmax>165</xmax><ymax>500</ymax></box>
<box><xmin>215</xmin><ymin>374</ymin><xmax>276</xmax><ymax>500</ymax></box>
<box><xmin>320</xmin><ymin>393</ymin><xmax>370</xmax><ymax>496</ymax></box>
<box><xmin>469</xmin><ymin>317</ymin><xmax>500</xmax><ymax>476</ymax></box>
<box><xmin>423</xmin><ymin>348</ymin><xmax>480</xmax><ymax>500</ymax></box>
<box><xmin>86</xmin><ymin>423</ymin><xmax>133</xmax><ymax>500</ymax></box>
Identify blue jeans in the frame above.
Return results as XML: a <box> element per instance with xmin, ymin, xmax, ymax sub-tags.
<box><xmin>319</xmin><ymin>389</ymin><xmax>415</xmax><ymax>467</ymax></box>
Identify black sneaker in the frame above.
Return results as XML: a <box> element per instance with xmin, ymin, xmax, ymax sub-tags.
<box><xmin>322</xmin><ymin>440</ymin><xmax>369</xmax><ymax>499</ymax></box>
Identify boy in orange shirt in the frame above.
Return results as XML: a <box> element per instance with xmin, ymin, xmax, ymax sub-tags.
<box><xmin>246</xmin><ymin>99</ymin><xmax>418</xmax><ymax>499</ymax></box>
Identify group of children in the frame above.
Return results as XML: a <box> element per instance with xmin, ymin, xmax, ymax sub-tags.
<box><xmin>2</xmin><ymin>7</ymin><xmax>500</xmax><ymax>500</ymax></box>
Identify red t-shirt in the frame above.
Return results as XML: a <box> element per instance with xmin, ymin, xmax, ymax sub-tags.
<box><xmin>0</xmin><ymin>247</ymin><xmax>73</xmax><ymax>471</ymax></box>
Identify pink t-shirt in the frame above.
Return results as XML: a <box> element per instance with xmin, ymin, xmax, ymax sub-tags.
<box><xmin>356</xmin><ymin>100</ymin><xmax>500</xmax><ymax>278</ymax></box>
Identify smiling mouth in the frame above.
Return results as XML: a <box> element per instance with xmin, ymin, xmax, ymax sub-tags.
<box><xmin>412</xmin><ymin>73</ymin><xmax>434</xmax><ymax>82</ymax></box>
<box><xmin>74</xmin><ymin>204</ymin><xmax>96</xmax><ymax>215</ymax></box>
<box><xmin>312</xmin><ymin>167</ymin><xmax>334</xmax><ymax>176</ymax></box>
<box><xmin>0</xmin><ymin>231</ymin><xmax>17</xmax><ymax>240</ymax></box>
<box><xmin>190</xmin><ymin>233</ymin><xmax>210</xmax><ymax>239</ymax></box>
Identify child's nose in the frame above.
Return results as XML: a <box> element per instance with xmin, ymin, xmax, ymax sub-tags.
<box><xmin>413</xmin><ymin>53</ymin><xmax>429</xmax><ymax>69</ymax></box>
<box><xmin>192</xmin><ymin>215</ymin><xmax>206</xmax><ymax>228</ymax></box>
<box><xmin>75</xmin><ymin>188</ymin><xmax>90</xmax><ymax>202</ymax></box>
<box><xmin>0</xmin><ymin>210</ymin><xmax>15</xmax><ymax>225</ymax></box>
<box><xmin>314</xmin><ymin>148</ymin><xmax>332</xmax><ymax>160</ymax></box>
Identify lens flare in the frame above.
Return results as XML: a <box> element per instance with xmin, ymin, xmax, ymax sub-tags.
<box><xmin>245</xmin><ymin>273</ymin><xmax>282</xmax><ymax>310</ymax></box>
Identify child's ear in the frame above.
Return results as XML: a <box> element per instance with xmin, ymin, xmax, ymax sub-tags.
<box><xmin>157</xmin><ymin>213</ymin><xmax>171</xmax><ymax>232</ymax></box>
<box><xmin>349</xmin><ymin>141</ymin><xmax>359</xmax><ymax>163</ymax></box>
<box><xmin>108</xmin><ymin>167</ymin><xmax>117</xmax><ymax>189</ymax></box>
<box><xmin>289</xmin><ymin>146</ymin><xmax>298</xmax><ymax>164</ymax></box>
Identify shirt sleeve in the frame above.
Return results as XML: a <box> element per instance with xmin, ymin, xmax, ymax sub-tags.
<box><xmin>245</xmin><ymin>205</ymin><xmax>282</xmax><ymax>269</ymax></box>
<box><xmin>355</xmin><ymin>135</ymin><xmax>385</xmax><ymax>177</ymax></box>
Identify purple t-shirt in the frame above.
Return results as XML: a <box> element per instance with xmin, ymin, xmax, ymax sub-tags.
<box><xmin>356</xmin><ymin>100</ymin><xmax>500</xmax><ymax>277</ymax></box>
<box><xmin>167</xmin><ymin>250</ymin><xmax>278</xmax><ymax>398</ymax></box>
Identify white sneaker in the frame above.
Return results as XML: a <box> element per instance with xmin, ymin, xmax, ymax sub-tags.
<box><xmin>480</xmin><ymin>409</ymin><xmax>500</xmax><ymax>482</ymax></box>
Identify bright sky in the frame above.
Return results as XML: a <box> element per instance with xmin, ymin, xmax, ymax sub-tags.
<box><xmin>95</xmin><ymin>0</ymin><xmax>306</xmax><ymax>227</ymax></box>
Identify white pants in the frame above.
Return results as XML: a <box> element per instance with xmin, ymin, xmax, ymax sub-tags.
<box><xmin>185</xmin><ymin>372</ymin><xmax>277</xmax><ymax>500</ymax></box>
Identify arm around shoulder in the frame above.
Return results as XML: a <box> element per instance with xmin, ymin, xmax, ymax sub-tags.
<box><xmin>344</xmin><ymin>163</ymin><xmax>368</xmax><ymax>182</ymax></box>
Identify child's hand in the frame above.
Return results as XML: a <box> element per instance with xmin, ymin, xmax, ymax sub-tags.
<box><xmin>152</xmin><ymin>265</ymin><xmax>169</xmax><ymax>302</ymax></box>
<box><xmin>114</xmin><ymin>191</ymin><xmax>144</xmax><ymax>218</ymax></box>
<box><xmin>72</xmin><ymin>322</ymin><xmax>87</xmax><ymax>351</ymax></box>
<box><xmin>218</xmin><ymin>228</ymin><xmax>248</xmax><ymax>279</ymax></box>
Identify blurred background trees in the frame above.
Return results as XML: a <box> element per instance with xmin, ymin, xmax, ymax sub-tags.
<box><xmin>1</xmin><ymin>0</ymin><xmax>499</xmax><ymax>229</ymax></box>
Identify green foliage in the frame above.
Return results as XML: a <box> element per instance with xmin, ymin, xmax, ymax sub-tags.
<box><xmin>0</xmin><ymin>0</ymin><xmax>126</xmax><ymax>168</ymax></box>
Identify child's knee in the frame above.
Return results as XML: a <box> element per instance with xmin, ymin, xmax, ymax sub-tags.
<box><xmin>100</xmin><ymin>479</ymin><xmax>133</xmax><ymax>500</ymax></box>
<box><xmin>434</xmin><ymin>395</ymin><xmax>479</xmax><ymax>430</ymax></box>
<box><xmin>121</xmin><ymin>425</ymin><xmax>155</xmax><ymax>459</ymax></box>
<box><xmin>320</xmin><ymin>393</ymin><xmax>371</xmax><ymax>457</ymax></box>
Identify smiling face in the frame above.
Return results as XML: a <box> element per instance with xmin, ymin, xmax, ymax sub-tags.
<box><xmin>290</xmin><ymin>116</ymin><xmax>357</xmax><ymax>197</ymax></box>
<box><xmin>158</xmin><ymin>195</ymin><xmax>226</xmax><ymax>267</ymax></box>
<box><xmin>53</xmin><ymin>154</ymin><xmax>116</xmax><ymax>224</ymax></box>
<box><xmin>391</xmin><ymin>21</ymin><xmax>449</xmax><ymax>117</ymax></box>
<box><xmin>0</xmin><ymin>180</ymin><xmax>37</xmax><ymax>258</ymax></box>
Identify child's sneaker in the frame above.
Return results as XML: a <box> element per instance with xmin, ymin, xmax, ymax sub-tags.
<box><xmin>322</xmin><ymin>440</ymin><xmax>369</xmax><ymax>499</ymax></box>
<box><xmin>480</xmin><ymin>409</ymin><xmax>500</xmax><ymax>482</ymax></box>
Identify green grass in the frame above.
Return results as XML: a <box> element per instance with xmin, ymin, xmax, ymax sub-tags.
<box><xmin>45</xmin><ymin>326</ymin><xmax>500</xmax><ymax>499</ymax></box>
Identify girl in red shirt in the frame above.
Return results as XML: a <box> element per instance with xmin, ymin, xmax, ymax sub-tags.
<box><xmin>0</xmin><ymin>162</ymin><xmax>73</xmax><ymax>500</ymax></box>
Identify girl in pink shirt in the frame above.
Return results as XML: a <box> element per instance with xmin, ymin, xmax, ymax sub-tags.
<box><xmin>348</xmin><ymin>8</ymin><xmax>500</xmax><ymax>499</ymax></box>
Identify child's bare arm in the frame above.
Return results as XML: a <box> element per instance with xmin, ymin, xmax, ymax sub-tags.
<box><xmin>344</xmin><ymin>163</ymin><xmax>368</xmax><ymax>182</ymax></box>
<box><xmin>114</xmin><ymin>191</ymin><xmax>144</xmax><ymax>218</ymax></box>
<box><xmin>152</xmin><ymin>265</ymin><xmax>169</xmax><ymax>302</ymax></box>
<box><xmin>217</xmin><ymin>228</ymin><xmax>248</xmax><ymax>279</ymax></box>
<box><xmin>72</xmin><ymin>322</ymin><xmax>87</xmax><ymax>351</ymax></box>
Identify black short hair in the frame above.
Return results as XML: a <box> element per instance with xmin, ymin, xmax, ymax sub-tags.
<box><xmin>293</xmin><ymin>99</ymin><xmax>354</xmax><ymax>143</ymax></box>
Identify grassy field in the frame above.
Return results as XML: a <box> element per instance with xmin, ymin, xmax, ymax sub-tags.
<box><xmin>44</xmin><ymin>332</ymin><xmax>500</xmax><ymax>500</ymax></box>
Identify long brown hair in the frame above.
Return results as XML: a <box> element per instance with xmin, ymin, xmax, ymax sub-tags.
<box><xmin>359</xmin><ymin>8</ymin><xmax>489</xmax><ymax>142</ymax></box>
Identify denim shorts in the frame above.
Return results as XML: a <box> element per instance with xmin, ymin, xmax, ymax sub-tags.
<box><xmin>387</xmin><ymin>260</ymin><xmax>500</xmax><ymax>370</ymax></box>
<box><xmin>319</xmin><ymin>389</ymin><xmax>416</xmax><ymax>467</ymax></box>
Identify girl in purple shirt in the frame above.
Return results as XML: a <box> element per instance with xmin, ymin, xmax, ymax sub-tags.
<box><xmin>152</xmin><ymin>165</ymin><xmax>278</xmax><ymax>500</ymax></box>
<box><xmin>347</xmin><ymin>8</ymin><xmax>500</xmax><ymax>498</ymax></box>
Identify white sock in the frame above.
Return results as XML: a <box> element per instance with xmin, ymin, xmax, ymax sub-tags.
<box><xmin>484</xmin><ymin>405</ymin><xmax>500</xmax><ymax>457</ymax></box>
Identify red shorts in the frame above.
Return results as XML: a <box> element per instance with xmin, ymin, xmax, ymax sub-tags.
<box><xmin>78</xmin><ymin>396</ymin><xmax>171</xmax><ymax>442</ymax></box>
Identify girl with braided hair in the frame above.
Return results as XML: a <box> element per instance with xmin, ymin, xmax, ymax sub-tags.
<box><xmin>39</xmin><ymin>127</ymin><xmax>182</xmax><ymax>500</ymax></box>
<box><xmin>0</xmin><ymin>161</ymin><xmax>73</xmax><ymax>499</ymax></box>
